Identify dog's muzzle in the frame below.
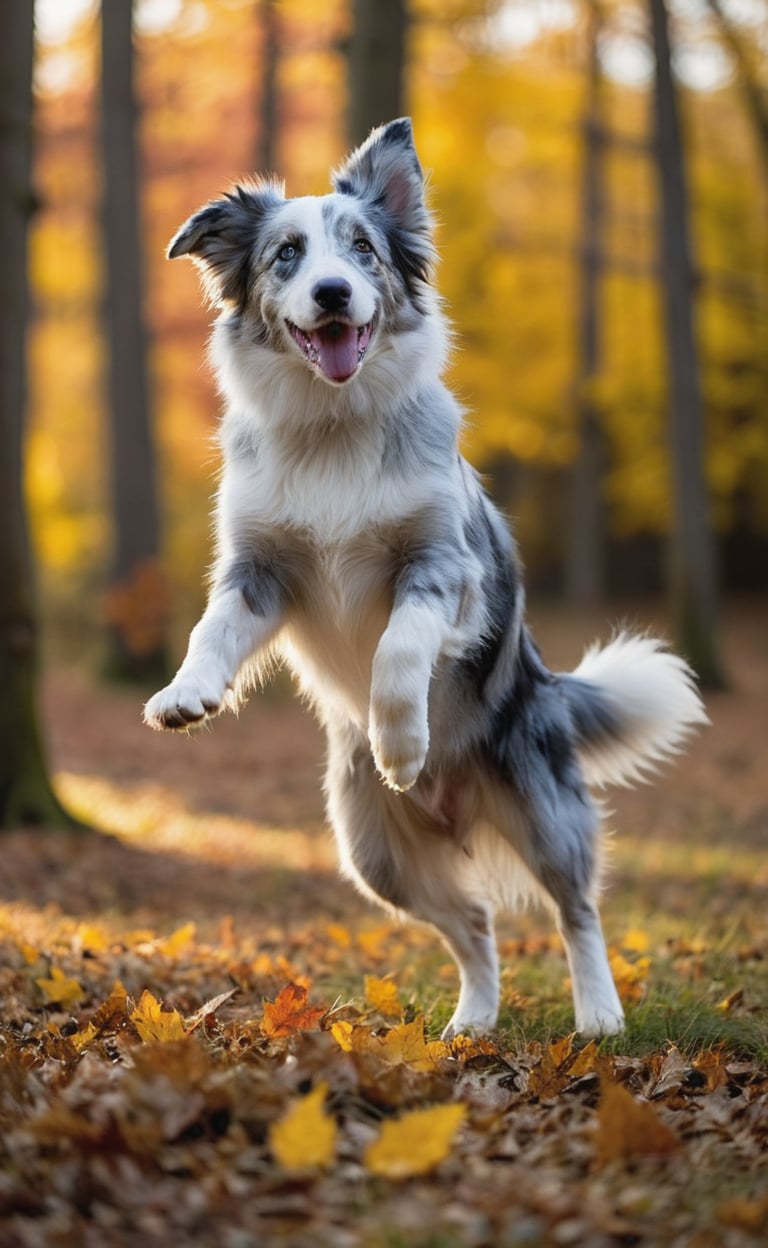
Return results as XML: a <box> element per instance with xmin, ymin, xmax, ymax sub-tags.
<box><xmin>286</xmin><ymin>314</ymin><xmax>378</xmax><ymax>383</ymax></box>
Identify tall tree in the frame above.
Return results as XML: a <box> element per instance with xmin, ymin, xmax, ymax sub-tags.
<box><xmin>101</xmin><ymin>0</ymin><xmax>167</xmax><ymax>682</ymax></box>
<box><xmin>649</xmin><ymin>0</ymin><xmax>723</xmax><ymax>685</ymax></box>
<box><xmin>0</xmin><ymin>2</ymin><xmax>78</xmax><ymax>827</ymax></box>
<box><xmin>347</xmin><ymin>0</ymin><xmax>407</xmax><ymax>146</ymax></box>
<box><xmin>566</xmin><ymin>0</ymin><xmax>607</xmax><ymax>606</ymax></box>
<box><xmin>255</xmin><ymin>0</ymin><xmax>280</xmax><ymax>173</ymax></box>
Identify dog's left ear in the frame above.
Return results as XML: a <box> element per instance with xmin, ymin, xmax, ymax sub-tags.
<box><xmin>168</xmin><ymin>179</ymin><xmax>284</xmax><ymax>308</ymax></box>
<box><xmin>333</xmin><ymin>119</ymin><xmax>434</xmax><ymax>283</ymax></box>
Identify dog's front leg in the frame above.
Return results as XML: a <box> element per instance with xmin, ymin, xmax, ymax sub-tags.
<box><xmin>144</xmin><ymin>563</ymin><xmax>283</xmax><ymax>731</ymax></box>
<box><xmin>370</xmin><ymin>569</ymin><xmax>467</xmax><ymax>791</ymax></box>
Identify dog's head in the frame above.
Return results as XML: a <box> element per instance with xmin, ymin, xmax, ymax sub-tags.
<box><xmin>169</xmin><ymin>118</ymin><xmax>436</xmax><ymax>386</ymax></box>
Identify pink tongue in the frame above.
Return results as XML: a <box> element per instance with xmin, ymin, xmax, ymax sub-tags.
<box><xmin>309</xmin><ymin>323</ymin><xmax>359</xmax><ymax>381</ymax></box>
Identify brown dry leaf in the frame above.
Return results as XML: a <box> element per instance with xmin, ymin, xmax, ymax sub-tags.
<box><xmin>364</xmin><ymin>1102</ymin><xmax>467</xmax><ymax>1178</ymax></box>
<box><xmin>185</xmin><ymin>988</ymin><xmax>238</xmax><ymax>1033</ymax></box>
<box><xmin>130</xmin><ymin>989</ymin><xmax>186</xmax><ymax>1043</ymax></box>
<box><xmin>260</xmin><ymin>983</ymin><xmax>325</xmax><ymax>1037</ymax></box>
<box><xmin>717</xmin><ymin>988</ymin><xmax>744</xmax><ymax>1015</ymax></box>
<box><xmin>269</xmin><ymin>1081</ymin><xmax>337</xmax><ymax>1171</ymax></box>
<box><xmin>595</xmin><ymin>1078</ymin><xmax>682</xmax><ymax>1164</ymax></box>
<box><xmin>716</xmin><ymin>1195</ymin><xmax>768</xmax><ymax>1233</ymax></box>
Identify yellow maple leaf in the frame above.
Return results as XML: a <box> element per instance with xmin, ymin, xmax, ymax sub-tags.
<box><xmin>365</xmin><ymin>1103</ymin><xmax>467</xmax><ymax>1178</ymax></box>
<box><xmin>378</xmin><ymin>1017</ymin><xmax>450</xmax><ymax>1071</ymax></box>
<box><xmin>364</xmin><ymin>975</ymin><xmax>404</xmax><ymax>1018</ymax></box>
<box><xmin>269</xmin><ymin>1082</ymin><xmax>337</xmax><ymax>1170</ymax></box>
<box><xmin>130</xmin><ymin>989</ymin><xmax>186</xmax><ymax>1042</ymax></box>
<box><xmin>36</xmin><ymin>966</ymin><xmax>84</xmax><ymax>1008</ymax></box>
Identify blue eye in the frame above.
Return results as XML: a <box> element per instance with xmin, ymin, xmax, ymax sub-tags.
<box><xmin>278</xmin><ymin>243</ymin><xmax>297</xmax><ymax>262</ymax></box>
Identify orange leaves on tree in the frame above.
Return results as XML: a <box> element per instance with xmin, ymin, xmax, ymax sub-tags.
<box><xmin>269</xmin><ymin>1082</ymin><xmax>337</xmax><ymax>1171</ymax></box>
<box><xmin>260</xmin><ymin>983</ymin><xmax>325</xmax><ymax>1038</ymax></box>
<box><xmin>595</xmin><ymin>1078</ymin><xmax>681</xmax><ymax>1164</ymax></box>
<box><xmin>130</xmin><ymin>990</ymin><xmax>186</xmax><ymax>1043</ymax></box>
<box><xmin>364</xmin><ymin>1103</ymin><xmax>467</xmax><ymax>1178</ymax></box>
<box><xmin>36</xmin><ymin>966</ymin><xmax>84</xmax><ymax>1008</ymax></box>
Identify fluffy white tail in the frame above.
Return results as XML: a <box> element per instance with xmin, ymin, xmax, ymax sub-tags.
<box><xmin>564</xmin><ymin>632</ymin><xmax>709</xmax><ymax>788</ymax></box>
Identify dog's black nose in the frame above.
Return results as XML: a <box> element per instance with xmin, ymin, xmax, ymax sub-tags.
<box><xmin>312</xmin><ymin>278</ymin><xmax>352</xmax><ymax>313</ymax></box>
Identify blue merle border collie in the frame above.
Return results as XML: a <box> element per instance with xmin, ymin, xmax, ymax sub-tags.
<box><xmin>145</xmin><ymin>118</ymin><xmax>707</xmax><ymax>1039</ymax></box>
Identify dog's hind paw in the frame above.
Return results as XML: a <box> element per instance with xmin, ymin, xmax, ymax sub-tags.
<box><xmin>143</xmin><ymin>677</ymin><xmax>226</xmax><ymax>731</ymax></box>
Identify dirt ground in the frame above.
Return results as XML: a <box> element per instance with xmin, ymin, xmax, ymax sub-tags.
<box><xmin>0</xmin><ymin>595</ymin><xmax>761</xmax><ymax>941</ymax></box>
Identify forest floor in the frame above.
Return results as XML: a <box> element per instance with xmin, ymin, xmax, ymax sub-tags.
<box><xmin>0</xmin><ymin>599</ymin><xmax>766</xmax><ymax>1247</ymax></box>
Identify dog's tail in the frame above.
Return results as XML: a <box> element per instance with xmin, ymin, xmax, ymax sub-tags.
<box><xmin>560</xmin><ymin>632</ymin><xmax>709</xmax><ymax>788</ymax></box>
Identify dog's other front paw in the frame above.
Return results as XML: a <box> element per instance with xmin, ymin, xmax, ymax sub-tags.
<box><xmin>369</xmin><ymin>703</ymin><xmax>429</xmax><ymax>792</ymax></box>
<box><xmin>143</xmin><ymin>675</ymin><xmax>226</xmax><ymax>731</ymax></box>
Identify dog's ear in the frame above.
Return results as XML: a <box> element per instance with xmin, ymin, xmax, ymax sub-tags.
<box><xmin>168</xmin><ymin>179</ymin><xmax>284</xmax><ymax>308</ymax></box>
<box><xmin>333</xmin><ymin>119</ymin><xmax>434</xmax><ymax>288</ymax></box>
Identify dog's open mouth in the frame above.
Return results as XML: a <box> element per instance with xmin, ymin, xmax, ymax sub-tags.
<box><xmin>286</xmin><ymin>316</ymin><xmax>377</xmax><ymax>383</ymax></box>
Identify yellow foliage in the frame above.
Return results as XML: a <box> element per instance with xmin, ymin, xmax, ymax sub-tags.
<box><xmin>364</xmin><ymin>1103</ymin><xmax>467</xmax><ymax>1178</ymax></box>
<box><xmin>269</xmin><ymin>1082</ymin><xmax>337</xmax><ymax>1171</ymax></box>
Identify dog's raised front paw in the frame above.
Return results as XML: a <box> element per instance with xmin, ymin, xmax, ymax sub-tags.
<box><xmin>143</xmin><ymin>676</ymin><xmax>226</xmax><ymax>731</ymax></box>
<box><xmin>369</xmin><ymin>703</ymin><xmax>428</xmax><ymax>792</ymax></box>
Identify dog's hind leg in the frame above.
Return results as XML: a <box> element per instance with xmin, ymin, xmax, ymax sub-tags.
<box><xmin>485</xmin><ymin>775</ymin><xmax>624</xmax><ymax>1037</ymax></box>
<box><xmin>326</xmin><ymin>724</ymin><xmax>499</xmax><ymax>1039</ymax></box>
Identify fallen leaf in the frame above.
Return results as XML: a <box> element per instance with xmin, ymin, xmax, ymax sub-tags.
<box><xmin>269</xmin><ymin>1081</ymin><xmax>337</xmax><ymax>1170</ymax></box>
<box><xmin>717</xmin><ymin>988</ymin><xmax>744</xmax><ymax>1015</ymax></box>
<box><xmin>35</xmin><ymin>966</ymin><xmax>84</xmax><ymax>1008</ymax></box>
<box><xmin>364</xmin><ymin>974</ymin><xmax>404</xmax><ymax>1018</ymax></box>
<box><xmin>130</xmin><ymin>990</ymin><xmax>186</xmax><ymax>1043</ymax></box>
<box><xmin>185</xmin><ymin>988</ymin><xmax>238</xmax><ymax>1032</ymax></box>
<box><xmin>261</xmin><ymin>983</ymin><xmax>325</xmax><ymax>1037</ymax></box>
<box><xmin>595</xmin><ymin>1079</ymin><xmax>681</xmax><ymax>1164</ymax></box>
<box><xmin>609</xmin><ymin>951</ymin><xmax>650</xmax><ymax>1003</ymax></box>
<box><xmin>157</xmin><ymin>922</ymin><xmax>196</xmax><ymax>958</ymax></box>
<box><xmin>364</xmin><ymin>1102</ymin><xmax>467</xmax><ymax>1177</ymax></box>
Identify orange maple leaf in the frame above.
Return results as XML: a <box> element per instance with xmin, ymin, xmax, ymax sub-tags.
<box><xmin>261</xmin><ymin>983</ymin><xmax>325</xmax><ymax>1037</ymax></box>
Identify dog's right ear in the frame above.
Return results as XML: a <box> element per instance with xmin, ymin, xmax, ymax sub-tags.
<box><xmin>168</xmin><ymin>179</ymin><xmax>284</xmax><ymax>308</ymax></box>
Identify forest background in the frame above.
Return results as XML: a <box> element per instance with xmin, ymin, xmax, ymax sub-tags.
<box><xmin>0</xmin><ymin>2</ymin><xmax>767</xmax><ymax>1243</ymax></box>
<box><xmin>28</xmin><ymin>0</ymin><xmax>768</xmax><ymax>681</ymax></box>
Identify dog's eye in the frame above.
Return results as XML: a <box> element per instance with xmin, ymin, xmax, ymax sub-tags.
<box><xmin>277</xmin><ymin>243</ymin><xmax>297</xmax><ymax>262</ymax></box>
<box><xmin>353</xmin><ymin>238</ymin><xmax>373</xmax><ymax>254</ymax></box>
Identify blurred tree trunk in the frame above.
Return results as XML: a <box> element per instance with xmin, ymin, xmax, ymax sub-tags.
<box><xmin>255</xmin><ymin>0</ymin><xmax>279</xmax><ymax>173</ymax></box>
<box><xmin>704</xmin><ymin>0</ymin><xmax>768</xmax><ymax>180</ymax></box>
<box><xmin>649</xmin><ymin>0</ymin><xmax>723</xmax><ymax>686</ymax></box>
<box><xmin>347</xmin><ymin>0</ymin><xmax>407</xmax><ymax>146</ymax></box>
<box><xmin>101</xmin><ymin>0</ymin><xmax>167</xmax><ymax>683</ymax></box>
<box><xmin>0</xmin><ymin>2</ymin><xmax>79</xmax><ymax>827</ymax></box>
<box><xmin>566</xmin><ymin>1</ymin><xmax>606</xmax><ymax>606</ymax></box>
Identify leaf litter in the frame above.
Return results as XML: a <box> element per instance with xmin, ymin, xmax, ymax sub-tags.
<box><xmin>1</xmin><ymin>605</ymin><xmax>766</xmax><ymax>1245</ymax></box>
